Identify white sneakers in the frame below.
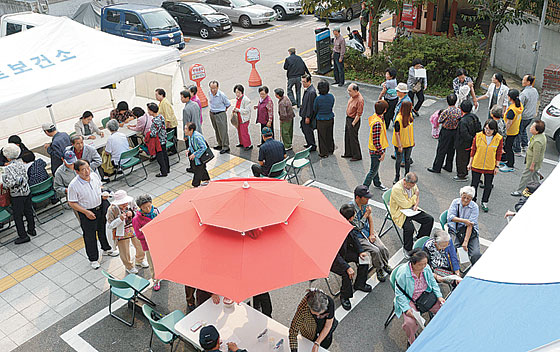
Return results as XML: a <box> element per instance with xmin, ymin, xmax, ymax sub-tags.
<box><xmin>136</xmin><ymin>259</ymin><xmax>150</xmax><ymax>268</ymax></box>
<box><xmin>90</xmin><ymin>261</ymin><xmax>100</xmax><ymax>270</ymax></box>
<box><xmin>126</xmin><ymin>267</ymin><xmax>139</xmax><ymax>274</ymax></box>
<box><xmin>103</xmin><ymin>249</ymin><xmax>120</xmax><ymax>257</ymax></box>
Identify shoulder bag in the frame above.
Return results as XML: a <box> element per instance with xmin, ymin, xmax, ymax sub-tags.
<box><xmin>396</xmin><ymin>279</ymin><xmax>438</xmax><ymax>313</ymax></box>
<box><xmin>198</xmin><ymin>141</ymin><xmax>214</xmax><ymax>164</ymax></box>
<box><xmin>0</xmin><ymin>183</ymin><xmax>11</xmax><ymax>207</ymax></box>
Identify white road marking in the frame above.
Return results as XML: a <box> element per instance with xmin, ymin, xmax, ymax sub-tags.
<box><xmin>186</xmin><ymin>37</ymin><xmax>222</xmax><ymax>44</ymax></box>
<box><xmin>543</xmin><ymin>157</ymin><xmax>558</xmax><ymax>166</ymax></box>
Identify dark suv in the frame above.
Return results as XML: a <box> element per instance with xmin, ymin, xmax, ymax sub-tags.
<box><xmin>162</xmin><ymin>1</ymin><xmax>232</xmax><ymax>38</ymax></box>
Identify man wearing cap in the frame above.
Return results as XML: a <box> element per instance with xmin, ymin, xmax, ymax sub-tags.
<box><xmin>68</xmin><ymin>159</ymin><xmax>112</xmax><ymax>269</ymax></box>
<box><xmin>199</xmin><ymin>325</ymin><xmax>247</xmax><ymax>352</ymax></box>
<box><xmin>283</xmin><ymin>47</ymin><xmax>311</xmax><ymax>108</ymax></box>
<box><xmin>349</xmin><ymin>185</ymin><xmax>392</xmax><ymax>282</ymax></box>
<box><xmin>394</xmin><ymin>83</ymin><xmax>412</xmax><ymax>121</ymax></box>
<box><xmin>42</xmin><ymin>123</ymin><xmax>71</xmax><ymax>175</ymax></box>
<box><xmin>251</xmin><ymin>127</ymin><xmax>286</xmax><ymax>177</ymax></box>
<box><xmin>66</xmin><ymin>135</ymin><xmax>102</xmax><ymax>174</ymax></box>
<box><xmin>389</xmin><ymin>172</ymin><xmax>434</xmax><ymax>256</ymax></box>
<box><xmin>332</xmin><ymin>27</ymin><xmax>346</xmax><ymax>87</ymax></box>
<box><xmin>54</xmin><ymin>150</ymin><xmax>78</xmax><ymax>199</ymax></box>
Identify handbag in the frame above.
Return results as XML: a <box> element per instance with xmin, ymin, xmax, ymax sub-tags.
<box><xmin>230</xmin><ymin>112</ymin><xmax>239</xmax><ymax>128</ymax></box>
<box><xmin>198</xmin><ymin>142</ymin><xmax>214</xmax><ymax>164</ymax></box>
<box><xmin>412</xmin><ymin>80</ymin><xmax>423</xmax><ymax>93</ymax></box>
<box><xmin>396</xmin><ymin>279</ymin><xmax>438</xmax><ymax>313</ymax></box>
<box><xmin>0</xmin><ymin>183</ymin><xmax>11</xmax><ymax>207</ymax></box>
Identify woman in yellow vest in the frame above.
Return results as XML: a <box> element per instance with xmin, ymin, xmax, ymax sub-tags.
<box><xmin>392</xmin><ymin>100</ymin><xmax>414</xmax><ymax>184</ymax></box>
<box><xmin>499</xmin><ymin>89</ymin><xmax>524</xmax><ymax>172</ymax></box>
<box><xmin>363</xmin><ymin>100</ymin><xmax>390</xmax><ymax>191</ymax></box>
<box><xmin>467</xmin><ymin>119</ymin><xmax>503</xmax><ymax>212</ymax></box>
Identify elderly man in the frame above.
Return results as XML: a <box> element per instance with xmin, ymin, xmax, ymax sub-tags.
<box><xmin>332</xmin><ymin>26</ymin><xmax>346</xmax><ymax>87</ymax></box>
<box><xmin>251</xmin><ymin>127</ymin><xmax>286</xmax><ymax>177</ymax></box>
<box><xmin>447</xmin><ymin>185</ymin><xmax>481</xmax><ymax>265</ymax></box>
<box><xmin>155</xmin><ymin>88</ymin><xmax>178</xmax><ymax>153</ymax></box>
<box><xmin>275</xmin><ymin>88</ymin><xmax>295</xmax><ymax>150</ymax></box>
<box><xmin>54</xmin><ymin>150</ymin><xmax>78</xmax><ymax>199</ymax></box>
<box><xmin>42</xmin><ymin>123</ymin><xmax>71</xmax><ymax>175</ymax></box>
<box><xmin>181</xmin><ymin>90</ymin><xmax>202</xmax><ymax>137</ymax></box>
<box><xmin>208</xmin><ymin>81</ymin><xmax>231</xmax><ymax>154</ymax></box>
<box><xmin>512</xmin><ymin>120</ymin><xmax>546</xmax><ymax>196</ymax></box>
<box><xmin>514</xmin><ymin>74</ymin><xmax>539</xmax><ymax>155</ymax></box>
<box><xmin>389</xmin><ymin>172</ymin><xmax>434</xmax><ymax>255</ymax></box>
<box><xmin>105</xmin><ymin>119</ymin><xmax>130</xmax><ymax>172</ymax></box>
<box><xmin>199</xmin><ymin>325</ymin><xmax>248</xmax><ymax>352</ymax></box>
<box><xmin>68</xmin><ymin>159</ymin><xmax>112</xmax><ymax>269</ymax></box>
<box><xmin>66</xmin><ymin>135</ymin><xmax>102</xmax><ymax>174</ymax></box>
<box><xmin>283</xmin><ymin>47</ymin><xmax>310</xmax><ymax>108</ymax></box>
<box><xmin>342</xmin><ymin>83</ymin><xmax>364</xmax><ymax>161</ymax></box>
<box><xmin>350</xmin><ymin>185</ymin><xmax>392</xmax><ymax>282</ymax></box>
<box><xmin>300</xmin><ymin>74</ymin><xmax>317</xmax><ymax>151</ymax></box>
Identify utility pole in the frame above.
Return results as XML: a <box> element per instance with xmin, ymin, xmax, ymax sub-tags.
<box><xmin>532</xmin><ymin>0</ymin><xmax>549</xmax><ymax>76</ymax></box>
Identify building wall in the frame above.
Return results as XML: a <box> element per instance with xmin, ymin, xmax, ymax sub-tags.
<box><xmin>491</xmin><ymin>14</ymin><xmax>560</xmax><ymax>89</ymax></box>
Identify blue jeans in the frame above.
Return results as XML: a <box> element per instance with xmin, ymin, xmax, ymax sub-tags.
<box><xmin>513</xmin><ymin>119</ymin><xmax>532</xmax><ymax>152</ymax></box>
<box><xmin>363</xmin><ymin>153</ymin><xmax>382</xmax><ymax>187</ymax></box>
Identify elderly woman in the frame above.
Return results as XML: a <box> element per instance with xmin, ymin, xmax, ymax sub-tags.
<box><xmin>105</xmin><ymin>119</ymin><xmax>131</xmax><ymax>167</ymax></box>
<box><xmin>106</xmin><ymin>190</ymin><xmax>148</xmax><ymax>275</ymax></box>
<box><xmin>232</xmin><ymin>84</ymin><xmax>252</xmax><ymax>151</ymax></box>
<box><xmin>1</xmin><ymin>144</ymin><xmax>36</xmax><ymax>244</ymax></box>
<box><xmin>313</xmin><ymin>80</ymin><xmax>335</xmax><ymax>158</ymax></box>
<box><xmin>185</xmin><ymin>122</ymin><xmax>210</xmax><ymax>187</ymax></box>
<box><xmin>132</xmin><ymin>194</ymin><xmax>161</xmax><ymax>290</ymax></box>
<box><xmin>394</xmin><ymin>249</ymin><xmax>444</xmax><ymax>346</ymax></box>
<box><xmin>254</xmin><ymin>86</ymin><xmax>274</xmax><ymax>146</ymax></box>
<box><xmin>75</xmin><ymin>111</ymin><xmax>104</xmax><ymax>139</ymax></box>
<box><xmin>0</xmin><ymin>135</ymin><xmax>29</xmax><ymax>166</ymax></box>
<box><xmin>446</xmin><ymin>186</ymin><xmax>481</xmax><ymax>265</ymax></box>
<box><xmin>110</xmin><ymin>101</ymin><xmax>135</xmax><ymax>126</ymax></box>
<box><xmin>289</xmin><ymin>289</ymin><xmax>337</xmax><ymax>352</ymax></box>
<box><xmin>423</xmin><ymin>229</ymin><xmax>461</xmax><ymax>284</ymax></box>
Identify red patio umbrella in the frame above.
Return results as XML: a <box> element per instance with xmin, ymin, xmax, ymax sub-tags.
<box><xmin>141</xmin><ymin>178</ymin><xmax>352</xmax><ymax>303</ymax></box>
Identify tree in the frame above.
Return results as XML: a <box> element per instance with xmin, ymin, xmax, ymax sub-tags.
<box><xmin>465</xmin><ymin>0</ymin><xmax>558</xmax><ymax>90</ymax></box>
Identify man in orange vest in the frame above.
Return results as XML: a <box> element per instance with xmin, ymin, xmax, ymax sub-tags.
<box><xmin>363</xmin><ymin>100</ymin><xmax>390</xmax><ymax>191</ymax></box>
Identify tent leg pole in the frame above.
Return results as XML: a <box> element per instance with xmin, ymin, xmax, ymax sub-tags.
<box><xmin>109</xmin><ymin>88</ymin><xmax>116</xmax><ymax>109</ymax></box>
<box><xmin>178</xmin><ymin>61</ymin><xmax>188</xmax><ymax>89</ymax></box>
<box><xmin>47</xmin><ymin>105</ymin><xmax>56</xmax><ymax>126</ymax></box>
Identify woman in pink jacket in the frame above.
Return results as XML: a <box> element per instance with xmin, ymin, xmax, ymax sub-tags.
<box><xmin>132</xmin><ymin>194</ymin><xmax>161</xmax><ymax>290</ymax></box>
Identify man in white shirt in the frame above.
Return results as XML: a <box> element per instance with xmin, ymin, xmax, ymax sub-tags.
<box><xmin>68</xmin><ymin>159</ymin><xmax>112</xmax><ymax>269</ymax></box>
<box><xmin>105</xmin><ymin>119</ymin><xmax>131</xmax><ymax>166</ymax></box>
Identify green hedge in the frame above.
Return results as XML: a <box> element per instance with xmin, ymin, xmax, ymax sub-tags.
<box><xmin>344</xmin><ymin>27</ymin><xmax>485</xmax><ymax>97</ymax></box>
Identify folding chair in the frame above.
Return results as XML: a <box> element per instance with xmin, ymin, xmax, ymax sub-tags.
<box><xmin>114</xmin><ymin>145</ymin><xmax>148</xmax><ymax>186</ymax></box>
<box><xmin>384</xmin><ymin>263</ymin><xmax>405</xmax><ymax>328</ymax></box>
<box><xmin>101</xmin><ymin>270</ymin><xmax>155</xmax><ymax>327</ymax></box>
<box><xmin>261</xmin><ymin>158</ymin><xmax>288</xmax><ymax>180</ymax></box>
<box><xmin>142</xmin><ymin>305</ymin><xmax>185</xmax><ymax>352</ymax></box>
<box><xmin>166</xmin><ymin>130</ymin><xmax>180</xmax><ymax>165</ymax></box>
<box><xmin>412</xmin><ymin>236</ymin><xmax>430</xmax><ymax>250</ymax></box>
<box><xmin>29</xmin><ymin>177</ymin><xmax>64</xmax><ymax>224</ymax></box>
<box><xmin>308</xmin><ymin>275</ymin><xmax>341</xmax><ymax>297</ymax></box>
<box><xmin>377</xmin><ymin>189</ymin><xmax>404</xmax><ymax>244</ymax></box>
<box><xmin>286</xmin><ymin>146</ymin><xmax>316</xmax><ymax>184</ymax></box>
<box><xmin>101</xmin><ymin>117</ymin><xmax>111</xmax><ymax>128</ymax></box>
<box><xmin>439</xmin><ymin>210</ymin><xmax>448</xmax><ymax>229</ymax></box>
<box><xmin>0</xmin><ymin>206</ymin><xmax>13</xmax><ymax>231</ymax></box>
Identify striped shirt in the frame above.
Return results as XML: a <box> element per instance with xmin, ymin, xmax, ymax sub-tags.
<box><xmin>68</xmin><ymin>172</ymin><xmax>102</xmax><ymax>209</ymax></box>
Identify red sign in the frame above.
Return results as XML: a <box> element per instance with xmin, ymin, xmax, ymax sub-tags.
<box><xmin>189</xmin><ymin>63</ymin><xmax>206</xmax><ymax>82</ymax></box>
<box><xmin>245</xmin><ymin>47</ymin><xmax>261</xmax><ymax>64</ymax></box>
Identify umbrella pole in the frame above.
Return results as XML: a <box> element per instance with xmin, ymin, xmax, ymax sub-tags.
<box><xmin>46</xmin><ymin>105</ymin><xmax>56</xmax><ymax>126</ymax></box>
<box><xmin>109</xmin><ymin>88</ymin><xmax>116</xmax><ymax>109</ymax></box>
<box><xmin>178</xmin><ymin>60</ymin><xmax>188</xmax><ymax>89</ymax></box>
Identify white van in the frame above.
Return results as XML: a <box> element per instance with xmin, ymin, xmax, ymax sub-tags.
<box><xmin>0</xmin><ymin>12</ymin><xmax>59</xmax><ymax>37</ymax></box>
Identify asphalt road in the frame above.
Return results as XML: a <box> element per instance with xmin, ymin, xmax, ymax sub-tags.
<box><xmin>11</xmin><ymin>7</ymin><xmax>560</xmax><ymax>352</ymax></box>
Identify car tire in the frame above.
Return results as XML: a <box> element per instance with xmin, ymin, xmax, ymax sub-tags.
<box><xmin>274</xmin><ymin>6</ymin><xmax>287</xmax><ymax>21</ymax></box>
<box><xmin>240</xmin><ymin>15</ymin><xmax>252</xmax><ymax>28</ymax></box>
<box><xmin>345</xmin><ymin>8</ymin><xmax>353</xmax><ymax>22</ymax></box>
<box><xmin>555</xmin><ymin>130</ymin><xmax>560</xmax><ymax>154</ymax></box>
<box><xmin>199</xmin><ymin>26</ymin><xmax>210</xmax><ymax>39</ymax></box>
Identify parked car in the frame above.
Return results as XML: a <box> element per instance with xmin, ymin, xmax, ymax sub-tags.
<box><xmin>202</xmin><ymin>0</ymin><xmax>276</xmax><ymax>28</ymax></box>
<box><xmin>162</xmin><ymin>1</ymin><xmax>232</xmax><ymax>38</ymax></box>
<box><xmin>541</xmin><ymin>93</ymin><xmax>560</xmax><ymax>154</ymax></box>
<box><xmin>101</xmin><ymin>4</ymin><xmax>185</xmax><ymax>49</ymax></box>
<box><xmin>251</xmin><ymin>0</ymin><xmax>302</xmax><ymax>21</ymax></box>
<box><xmin>314</xmin><ymin>1</ymin><xmax>361</xmax><ymax>22</ymax></box>
<box><xmin>0</xmin><ymin>12</ymin><xmax>58</xmax><ymax>37</ymax></box>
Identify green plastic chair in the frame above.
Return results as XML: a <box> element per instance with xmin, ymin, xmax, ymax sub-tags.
<box><xmin>69</xmin><ymin>131</ymin><xmax>76</xmax><ymax>138</ymax></box>
<box><xmin>142</xmin><ymin>305</ymin><xmax>185</xmax><ymax>351</ymax></box>
<box><xmin>384</xmin><ymin>263</ymin><xmax>406</xmax><ymax>328</ymax></box>
<box><xmin>101</xmin><ymin>270</ymin><xmax>154</xmax><ymax>327</ymax></box>
<box><xmin>262</xmin><ymin>158</ymin><xmax>288</xmax><ymax>180</ymax></box>
<box><xmin>114</xmin><ymin>145</ymin><xmax>148</xmax><ymax>186</ymax></box>
<box><xmin>166</xmin><ymin>130</ymin><xmax>180</xmax><ymax>165</ymax></box>
<box><xmin>413</xmin><ymin>236</ymin><xmax>430</xmax><ymax>250</ymax></box>
<box><xmin>101</xmin><ymin>117</ymin><xmax>111</xmax><ymax>128</ymax></box>
<box><xmin>29</xmin><ymin>176</ymin><xmax>63</xmax><ymax>224</ymax></box>
<box><xmin>286</xmin><ymin>146</ymin><xmax>316</xmax><ymax>184</ymax></box>
<box><xmin>377</xmin><ymin>189</ymin><xmax>404</xmax><ymax>244</ymax></box>
<box><xmin>439</xmin><ymin>210</ymin><xmax>448</xmax><ymax>229</ymax></box>
<box><xmin>0</xmin><ymin>206</ymin><xmax>12</xmax><ymax>230</ymax></box>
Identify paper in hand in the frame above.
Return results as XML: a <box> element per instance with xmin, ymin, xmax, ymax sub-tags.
<box><xmin>412</xmin><ymin>309</ymin><xmax>426</xmax><ymax>330</ymax></box>
<box><xmin>414</xmin><ymin>68</ymin><xmax>427</xmax><ymax>78</ymax></box>
<box><xmin>359</xmin><ymin>253</ymin><xmax>371</xmax><ymax>265</ymax></box>
<box><xmin>457</xmin><ymin>247</ymin><xmax>470</xmax><ymax>264</ymax></box>
<box><xmin>400</xmin><ymin>208</ymin><xmax>421</xmax><ymax>217</ymax></box>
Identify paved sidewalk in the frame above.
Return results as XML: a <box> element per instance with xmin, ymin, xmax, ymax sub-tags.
<box><xmin>0</xmin><ymin>154</ymin><xmax>252</xmax><ymax>351</ymax></box>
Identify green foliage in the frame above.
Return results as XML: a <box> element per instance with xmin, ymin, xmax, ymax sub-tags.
<box><xmin>343</xmin><ymin>29</ymin><xmax>485</xmax><ymax>96</ymax></box>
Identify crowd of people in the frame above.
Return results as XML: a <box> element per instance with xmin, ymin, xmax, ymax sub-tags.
<box><xmin>0</xmin><ymin>48</ymin><xmax>550</xmax><ymax>351</ymax></box>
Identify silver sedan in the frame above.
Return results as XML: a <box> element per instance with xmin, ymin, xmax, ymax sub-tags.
<box><xmin>203</xmin><ymin>0</ymin><xmax>276</xmax><ymax>28</ymax></box>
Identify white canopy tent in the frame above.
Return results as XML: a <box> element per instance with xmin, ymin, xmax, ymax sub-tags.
<box><xmin>0</xmin><ymin>16</ymin><xmax>184</xmax><ymax>124</ymax></box>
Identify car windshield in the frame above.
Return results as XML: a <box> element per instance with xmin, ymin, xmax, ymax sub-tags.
<box><xmin>142</xmin><ymin>9</ymin><xmax>178</xmax><ymax>30</ymax></box>
<box><xmin>231</xmin><ymin>0</ymin><xmax>254</xmax><ymax>8</ymax></box>
<box><xmin>191</xmin><ymin>3</ymin><xmax>217</xmax><ymax>15</ymax></box>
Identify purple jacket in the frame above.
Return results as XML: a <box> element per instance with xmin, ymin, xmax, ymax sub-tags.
<box><xmin>256</xmin><ymin>95</ymin><xmax>273</xmax><ymax>125</ymax></box>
